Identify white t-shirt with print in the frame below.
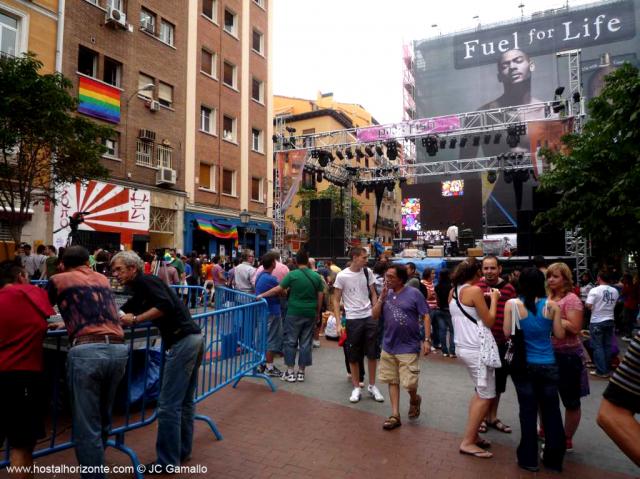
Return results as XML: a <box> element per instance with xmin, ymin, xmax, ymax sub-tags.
<box><xmin>586</xmin><ymin>284</ymin><xmax>619</xmax><ymax>323</ymax></box>
<box><xmin>334</xmin><ymin>267</ymin><xmax>375</xmax><ymax>319</ymax></box>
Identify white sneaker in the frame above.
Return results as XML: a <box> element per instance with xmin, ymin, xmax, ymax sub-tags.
<box><xmin>312</xmin><ymin>340</ymin><xmax>321</xmax><ymax>348</ymax></box>
<box><xmin>349</xmin><ymin>387</ymin><xmax>362</xmax><ymax>403</ymax></box>
<box><xmin>367</xmin><ymin>384</ymin><xmax>385</xmax><ymax>402</ymax></box>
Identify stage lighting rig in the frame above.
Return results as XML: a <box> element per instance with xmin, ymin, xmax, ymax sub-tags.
<box><xmin>318</xmin><ymin>150</ymin><xmax>333</xmax><ymax>167</ymax></box>
<box><xmin>472</xmin><ymin>136</ymin><xmax>480</xmax><ymax>147</ymax></box>
<box><xmin>487</xmin><ymin>170</ymin><xmax>497</xmax><ymax>184</ymax></box>
<box><xmin>422</xmin><ymin>135</ymin><xmax>439</xmax><ymax>157</ymax></box>
<box><xmin>459</xmin><ymin>137</ymin><xmax>467</xmax><ymax>148</ymax></box>
<box><xmin>364</xmin><ymin>146</ymin><xmax>375</xmax><ymax>157</ymax></box>
<box><xmin>493</xmin><ymin>133</ymin><xmax>502</xmax><ymax>144</ymax></box>
<box><xmin>375</xmin><ymin>145</ymin><xmax>384</xmax><ymax>156</ymax></box>
<box><xmin>285</xmin><ymin>126</ymin><xmax>297</xmax><ymax>133</ymax></box>
<box><xmin>336</xmin><ymin>149</ymin><xmax>345</xmax><ymax>160</ymax></box>
<box><xmin>503</xmin><ymin>170</ymin><xmax>513</xmax><ymax>184</ymax></box>
<box><xmin>385</xmin><ymin>140</ymin><xmax>399</xmax><ymax>161</ymax></box>
<box><xmin>386</xmin><ymin>181</ymin><xmax>396</xmax><ymax>192</ymax></box>
<box><xmin>449</xmin><ymin>138</ymin><xmax>457</xmax><ymax>148</ymax></box>
<box><xmin>311</xmin><ymin>149</ymin><xmax>319</xmax><ymax>159</ymax></box>
<box><xmin>506</xmin><ymin>126</ymin><xmax>520</xmax><ymax>148</ymax></box>
<box><xmin>484</xmin><ymin>134</ymin><xmax>491</xmax><ymax>145</ymax></box>
<box><xmin>439</xmin><ymin>138</ymin><xmax>447</xmax><ymax>149</ymax></box>
<box><xmin>345</xmin><ymin>147</ymin><xmax>354</xmax><ymax>159</ymax></box>
<box><xmin>355</xmin><ymin>147</ymin><xmax>365</xmax><ymax>160</ymax></box>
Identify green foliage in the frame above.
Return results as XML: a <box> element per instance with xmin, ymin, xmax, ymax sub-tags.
<box><xmin>0</xmin><ymin>53</ymin><xmax>112</xmax><ymax>242</ymax></box>
<box><xmin>288</xmin><ymin>185</ymin><xmax>364</xmax><ymax>234</ymax></box>
<box><xmin>536</xmin><ymin>63</ymin><xmax>640</xmax><ymax>260</ymax></box>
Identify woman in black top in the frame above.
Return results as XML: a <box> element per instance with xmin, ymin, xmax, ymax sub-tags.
<box><xmin>434</xmin><ymin>269</ymin><xmax>456</xmax><ymax>357</ymax></box>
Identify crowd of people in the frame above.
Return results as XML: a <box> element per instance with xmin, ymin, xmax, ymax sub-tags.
<box><xmin>1</xmin><ymin>241</ymin><xmax>639</xmax><ymax>476</ymax></box>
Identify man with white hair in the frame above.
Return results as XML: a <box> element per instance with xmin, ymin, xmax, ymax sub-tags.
<box><xmin>111</xmin><ymin>251</ymin><xmax>203</xmax><ymax>473</ymax></box>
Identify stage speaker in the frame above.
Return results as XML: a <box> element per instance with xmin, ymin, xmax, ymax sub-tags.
<box><xmin>517</xmin><ymin>210</ymin><xmax>565</xmax><ymax>256</ymax></box>
<box><xmin>310</xmin><ymin>198</ymin><xmax>332</xmax><ymax>219</ymax></box>
<box><xmin>331</xmin><ymin>218</ymin><xmax>345</xmax><ymax>258</ymax></box>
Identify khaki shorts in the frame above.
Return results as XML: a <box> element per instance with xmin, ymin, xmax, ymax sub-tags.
<box><xmin>378</xmin><ymin>350</ymin><xmax>421</xmax><ymax>390</ymax></box>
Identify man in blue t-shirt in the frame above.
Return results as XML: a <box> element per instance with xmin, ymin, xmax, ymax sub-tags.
<box><xmin>255</xmin><ymin>252</ymin><xmax>284</xmax><ymax>377</ymax></box>
<box><xmin>372</xmin><ymin>264</ymin><xmax>431</xmax><ymax>430</ymax></box>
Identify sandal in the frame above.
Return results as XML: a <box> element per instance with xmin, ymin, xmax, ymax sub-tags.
<box><xmin>383</xmin><ymin>415</ymin><xmax>402</xmax><ymax>430</ymax></box>
<box><xmin>459</xmin><ymin>448</ymin><xmax>493</xmax><ymax>459</ymax></box>
<box><xmin>476</xmin><ymin>438</ymin><xmax>492</xmax><ymax>449</ymax></box>
<box><xmin>478</xmin><ymin>420</ymin><xmax>488</xmax><ymax>433</ymax></box>
<box><xmin>487</xmin><ymin>419</ymin><xmax>512</xmax><ymax>434</ymax></box>
<box><xmin>408</xmin><ymin>394</ymin><xmax>422</xmax><ymax>419</ymax></box>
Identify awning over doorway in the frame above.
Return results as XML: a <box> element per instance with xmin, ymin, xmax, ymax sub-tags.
<box><xmin>195</xmin><ymin>218</ymin><xmax>238</xmax><ymax>245</ymax></box>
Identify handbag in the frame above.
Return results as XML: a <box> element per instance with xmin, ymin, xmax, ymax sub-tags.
<box><xmin>504</xmin><ymin>298</ymin><xmax>526</xmax><ymax>371</ymax></box>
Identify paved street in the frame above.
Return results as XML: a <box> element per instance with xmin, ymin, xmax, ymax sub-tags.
<box><xmin>3</xmin><ymin>337</ymin><xmax>636</xmax><ymax>479</ymax></box>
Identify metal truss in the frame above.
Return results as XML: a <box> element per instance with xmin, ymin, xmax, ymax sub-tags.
<box><xmin>565</xmin><ymin>227</ymin><xmax>589</xmax><ymax>278</ymax></box>
<box><xmin>342</xmin><ymin>186</ymin><xmax>352</xmax><ymax>252</ymax></box>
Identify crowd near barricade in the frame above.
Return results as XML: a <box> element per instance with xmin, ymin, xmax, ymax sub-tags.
<box><xmin>1</xmin><ymin>283</ymin><xmax>272</xmax><ymax>478</ymax></box>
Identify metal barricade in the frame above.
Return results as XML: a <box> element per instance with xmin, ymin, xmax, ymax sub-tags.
<box><xmin>1</xmin><ymin>288</ymin><xmax>271</xmax><ymax>477</ymax></box>
<box><xmin>214</xmin><ymin>285</ymin><xmax>257</xmax><ymax>309</ymax></box>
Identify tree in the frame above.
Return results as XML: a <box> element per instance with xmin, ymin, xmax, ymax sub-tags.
<box><xmin>0</xmin><ymin>53</ymin><xmax>112</xmax><ymax>246</ymax></box>
<box><xmin>536</xmin><ymin>63</ymin><xmax>640</xmax><ymax>261</ymax></box>
<box><xmin>287</xmin><ymin>185</ymin><xmax>364</xmax><ymax>235</ymax></box>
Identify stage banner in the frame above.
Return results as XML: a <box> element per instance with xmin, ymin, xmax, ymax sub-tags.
<box><xmin>53</xmin><ymin>180</ymin><xmax>150</xmax><ymax>248</ymax></box>
<box><xmin>356</xmin><ymin>115</ymin><xmax>460</xmax><ymax>142</ymax></box>
<box><xmin>276</xmin><ymin>150</ymin><xmax>307</xmax><ymax>213</ymax></box>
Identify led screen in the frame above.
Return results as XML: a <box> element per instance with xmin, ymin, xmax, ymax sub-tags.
<box><xmin>401</xmin><ymin>198</ymin><xmax>421</xmax><ymax>231</ymax></box>
<box><xmin>442</xmin><ymin>180</ymin><xmax>464</xmax><ymax>197</ymax></box>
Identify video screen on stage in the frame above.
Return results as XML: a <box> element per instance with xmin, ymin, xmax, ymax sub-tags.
<box><xmin>401</xmin><ymin>198</ymin><xmax>422</xmax><ymax>232</ymax></box>
<box><xmin>442</xmin><ymin>180</ymin><xmax>464</xmax><ymax>197</ymax></box>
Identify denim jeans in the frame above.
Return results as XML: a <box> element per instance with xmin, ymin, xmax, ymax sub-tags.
<box><xmin>283</xmin><ymin>315</ymin><xmax>315</xmax><ymax>367</ymax></box>
<box><xmin>157</xmin><ymin>333</ymin><xmax>205</xmax><ymax>467</ymax></box>
<box><xmin>589</xmin><ymin>320</ymin><xmax>614</xmax><ymax>375</ymax></box>
<box><xmin>512</xmin><ymin>364</ymin><xmax>566</xmax><ymax>471</ymax></box>
<box><xmin>66</xmin><ymin>343</ymin><xmax>128</xmax><ymax>479</ymax></box>
<box><xmin>433</xmin><ymin>310</ymin><xmax>455</xmax><ymax>355</ymax></box>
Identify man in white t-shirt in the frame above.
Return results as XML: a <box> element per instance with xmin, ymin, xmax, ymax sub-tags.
<box><xmin>586</xmin><ymin>271</ymin><xmax>620</xmax><ymax>377</ymax></box>
<box><xmin>333</xmin><ymin>247</ymin><xmax>383</xmax><ymax>403</ymax></box>
<box><xmin>446</xmin><ymin>223</ymin><xmax>459</xmax><ymax>256</ymax></box>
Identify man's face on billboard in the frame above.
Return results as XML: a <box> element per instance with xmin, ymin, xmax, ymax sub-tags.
<box><xmin>497</xmin><ymin>50</ymin><xmax>532</xmax><ymax>85</ymax></box>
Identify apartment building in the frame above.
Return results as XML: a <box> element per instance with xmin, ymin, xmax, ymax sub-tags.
<box><xmin>183</xmin><ymin>0</ymin><xmax>273</xmax><ymax>260</ymax></box>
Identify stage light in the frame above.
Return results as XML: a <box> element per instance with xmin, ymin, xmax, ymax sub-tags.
<box><xmin>516</xmin><ymin>124</ymin><xmax>527</xmax><ymax>136</ymax></box>
<box><xmin>487</xmin><ymin>170</ymin><xmax>497</xmax><ymax>184</ymax></box>
<box><xmin>374</xmin><ymin>145</ymin><xmax>383</xmax><ymax>157</ymax></box>
<box><xmin>311</xmin><ymin>149</ymin><xmax>319</xmax><ymax>159</ymax></box>
<box><xmin>439</xmin><ymin>138</ymin><xmax>447</xmax><ymax>149</ymax></box>
<box><xmin>386</xmin><ymin>181</ymin><xmax>396</xmax><ymax>192</ymax></box>
<box><xmin>385</xmin><ymin>140</ymin><xmax>398</xmax><ymax>161</ymax></box>
<box><xmin>355</xmin><ymin>147</ymin><xmax>365</xmax><ymax>160</ymax></box>
<box><xmin>345</xmin><ymin>147</ymin><xmax>354</xmax><ymax>159</ymax></box>
<box><xmin>472</xmin><ymin>136</ymin><xmax>480</xmax><ymax>147</ymax></box>
<box><xmin>365</xmin><ymin>146</ymin><xmax>375</xmax><ymax>157</ymax></box>
<box><xmin>356</xmin><ymin>182</ymin><xmax>365</xmax><ymax>194</ymax></box>
<box><xmin>493</xmin><ymin>133</ymin><xmax>502</xmax><ymax>144</ymax></box>
<box><xmin>449</xmin><ymin>138</ymin><xmax>457</xmax><ymax>148</ymax></box>
<box><xmin>516</xmin><ymin>169</ymin><xmax>530</xmax><ymax>182</ymax></box>
<box><xmin>506</xmin><ymin>126</ymin><xmax>520</xmax><ymax>148</ymax></box>
<box><xmin>316</xmin><ymin>171</ymin><xmax>323</xmax><ymax>182</ymax></box>
<box><xmin>335</xmin><ymin>149</ymin><xmax>344</xmax><ymax>160</ymax></box>
<box><xmin>289</xmin><ymin>137</ymin><xmax>297</xmax><ymax>148</ymax></box>
<box><xmin>366</xmin><ymin>184</ymin><xmax>375</xmax><ymax>194</ymax></box>
<box><xmin>272</xmin><ymin>134</ymin><xmax>279</xmax><ymax>143</ymax></box>
<box><xmin>572</xmin><ymin>92</ymin><xmax>581</xmax><ymax>103</ymax></box>
<box><xmin>399</xmin><ymin>177</ymin><xmax>407</xmax><ymax>185</ymax></box>
<box><xmin>459</xmin><ymin>137</ymin><xmax>467</xmax><ymax>148</ymax></box>
<box><xmin>318</xmin><ymin>150</ymin><xmax>332</xmax><ymax>167</ymax></box>
<box><xmin>554</xmin><ymin>86</ymin><xmax>565</xmax><ymax>96</ymax></box>
<box><xmin>424</xmin><ymin>135</ymin><xmax>438</xmax><ymax>157</ymax></box>
<box><xmin>503</xmin><ymin>170</ymin><xmax>513</xmax><ymax>184</ymax></box>
<box><xmin>484</xmin><ymin>134</ymin><xmax>491</xmax><ymax>145</ymax></box>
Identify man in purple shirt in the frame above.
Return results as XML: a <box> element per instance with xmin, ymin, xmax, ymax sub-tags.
<box><xmin>372</xmin><ymin>264</ymin><xmax>431</xmax><ymax>430</ymax></box>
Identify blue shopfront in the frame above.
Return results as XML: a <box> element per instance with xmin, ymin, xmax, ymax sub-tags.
<box><xmin>183</xmin><ymin>211</ymin><xmax>273</xmax><ymax>262</ymax></box>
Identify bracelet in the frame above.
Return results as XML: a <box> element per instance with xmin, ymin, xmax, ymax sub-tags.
<box><xmin>424</xmin><ymin>338</ymin><xmax>432</xmax><ymax>343</ymax></box>
<box><xmin>133</xmin><ymin>315</ymin><xmax>138</xmax><ymax>323</ymax></box>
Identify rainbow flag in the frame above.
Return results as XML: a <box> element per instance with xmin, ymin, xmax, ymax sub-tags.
<box><xmin>196</xmin><ymin>218</ymin><xmax>239</xmax><ymax>245</ymax></box>
<box><xmin>78</xmin><ymin>76</ymin><xmax>121</xmax><ymax>124</ymax></box>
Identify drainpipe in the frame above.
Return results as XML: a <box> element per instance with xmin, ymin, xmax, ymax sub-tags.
<box><xmin>55</xmin><ymin>0</ymin><xmax>65</xmax><ymax>72</ymax></box>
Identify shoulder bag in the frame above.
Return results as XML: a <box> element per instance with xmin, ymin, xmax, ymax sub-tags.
<box><xmin>504</xmin><ymin>298</ymin><xmax>527</xmax><ymax>371</ymax></box>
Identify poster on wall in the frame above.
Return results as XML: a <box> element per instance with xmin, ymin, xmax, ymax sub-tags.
<box><xmin>401</xmin><ymin>198</ymin><xmax>422</xmax><ymax>232</ymax></box>
<box><xmin>53</xmin><ymin>180</ymin><xmax>150</xmax><ymax>249</ymax></box>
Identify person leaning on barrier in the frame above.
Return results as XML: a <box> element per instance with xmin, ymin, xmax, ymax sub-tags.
<box><xmin>47</xmin><ymin>246</ymin><xmax>129</xmax><ymax>479</ymax></box>
<box><xmin>0</xmin><ymin>260</ymin><xmax>55</xmax><ymax>479</ymax></box>
<box><xmin>110</xmin><ymin>250</ymin><xmax>204</xmax><ymax>473</ymax></box>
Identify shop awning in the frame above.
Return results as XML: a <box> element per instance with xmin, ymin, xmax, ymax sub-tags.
<box><xmin>195</xmin><ymin>218</ymin><xmax>238</xmax><ymax>245</ymax></box>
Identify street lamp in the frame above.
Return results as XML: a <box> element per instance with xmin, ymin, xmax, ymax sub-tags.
<box><xmin>123</xmin><ymin>83</ymin><xmax>155</xmax><ymax>164</ymax></box>
<box><xmin>239</xmin><ymin>209</ymin><xmax>251</xmax><ymax>250</ymax></box>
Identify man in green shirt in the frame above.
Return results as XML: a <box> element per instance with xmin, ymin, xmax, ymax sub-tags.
<box><xmin>44</xmin><ymin>245</ymin><xmax>58</xmax><ymax>278</ymax></box>
<box><xmin>258</xmin><ymin>250</ymin><xmax>324</xmax><ymax>382</ymax></box>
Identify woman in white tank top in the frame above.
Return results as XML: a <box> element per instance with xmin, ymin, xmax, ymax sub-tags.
<box><xmin>448</xmin><ymin>258</ymin><xmax>500</xmax><ymax>458</ymax></box>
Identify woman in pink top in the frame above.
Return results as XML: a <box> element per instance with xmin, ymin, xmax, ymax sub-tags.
<box><xmin>546</xmin><ymin>262</ymin><xmax>589</xmax><ymax>452</ymax></box>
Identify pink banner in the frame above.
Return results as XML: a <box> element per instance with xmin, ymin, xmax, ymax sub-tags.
<box><xmin>356</xmin><ymin>115</ymin><xmax>461</xmax><ymax>142</ymax></box>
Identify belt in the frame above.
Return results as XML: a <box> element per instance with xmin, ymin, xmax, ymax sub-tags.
<box><xmin>72</xmin><ymin>334</ymin><xmax>125</xmax><ymax>347</ymax></box>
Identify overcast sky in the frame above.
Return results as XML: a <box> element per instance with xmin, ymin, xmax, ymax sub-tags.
<box><xmin>273</xmin><ymin>0</ymin><xmax>595</xmax><ymax>124</ymax></box>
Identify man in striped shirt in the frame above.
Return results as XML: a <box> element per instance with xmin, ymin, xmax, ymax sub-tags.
<box><xmin>597</xmin><ymin>332</ymin><xmax>640</xmax><ymax>466</ymax></box>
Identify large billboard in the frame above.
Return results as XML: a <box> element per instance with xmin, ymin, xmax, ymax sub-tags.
<box><xmin>411</xmin><ymin>0</ymin><xmax>639</xmax><ymax>231</ymax></box>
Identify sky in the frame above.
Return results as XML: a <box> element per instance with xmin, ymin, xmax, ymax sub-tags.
<box><xmin>273</xmin><ymin>0</ymin><xmax>596</xmax><ymax>124</ymax></box>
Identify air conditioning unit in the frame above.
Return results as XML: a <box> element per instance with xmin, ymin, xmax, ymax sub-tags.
<box><xmin>105</xmin><ymin>1</ymin><xmax>127</xmax><ymax>28</ymax></box>
<box><xmin>156</xmin><ymin>166</ymin><xmax>176</xmax><ymax>185</ymax></box>
<box><xmin>140</xmin><ymin>18</ymin><xmax>154</xmax><ymax>34</ymax></box>
<box><xmin>138</xmin><ymin>129</ymin><xmax>156</xmax><ymax>141</ymax></box>
<box><xmin>148</xmin><ymin>100</ymin><xmax>160</xmax><ymax>112</ymax></box>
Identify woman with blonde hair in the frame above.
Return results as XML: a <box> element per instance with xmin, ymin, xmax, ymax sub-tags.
<box><xmin>546</xmin><ymin>262</ymin><xmax>589</xmax><ymax>452</ymax></box>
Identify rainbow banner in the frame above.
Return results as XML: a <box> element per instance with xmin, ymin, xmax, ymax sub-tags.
<box><xmin>78</xmin><ymin>76</ymin><xmax>121</xmax><ymax>124</ymax></box>
<box><xmin>196</xmin><ymin>218</ymin><xmax>239</xmax><ymax>245</ymax></box>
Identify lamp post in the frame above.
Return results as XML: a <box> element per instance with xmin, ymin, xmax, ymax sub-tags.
<box><xmin>123</xmin><ymin>83</ymin><xmax>155</xmax><ymax>164</ymax></box>
<box><xmin>239</xmin><ymin>209</ymin><xmax>251</xmax><ymax>251</ymax></box>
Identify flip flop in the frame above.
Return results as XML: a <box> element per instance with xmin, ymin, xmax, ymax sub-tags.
<box><xmin>487</xmin><ymin>419</ymin><xmax>512</xmax><ymax>434</ymax></box>
<box><xmin>408</xmin><ymin>394</ymin><xmax>422</xmax><ymax>419</ymax></box>
<box><xmin>383</xmin><ymin>415</ymin><xmax>402</xmax><ymax>430</ymax></box>
<box><xmin>459</xmin><ymin>449</ymin><xmax>493</xmax><ymax>459</ymax></box>
<box><xmin>478</xmin><ymin>420</ymin><xmax>488</xmax><ymax>433</ymax></box>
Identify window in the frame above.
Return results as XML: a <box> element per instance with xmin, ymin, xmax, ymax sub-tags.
<box><xmin>223</xmin><ymin>9</ymin><xmax>237</xmax><ymax>36</ymax></box>
<box><xmin>251</xmin><ymin>77</ymin><xmax>263</xmax><ymax>103</ymax></box>
<box><xmin>78</xmin><ymin>45</ymin><xmax>98</xmax><ymax>77</ymax></box>
<box><xmin>138</xmin><ymin>73</ymin><xmax>154</xmax><ymax>98</ymax></box>
<box><xmin>140</xmin><ymin>8</ymin><xmax>156</xmax><ymax>34</ymax></box>
<box><xmin>156</xmin><ymin>144</ymin><xmax>172</xmax><ymax>168</ymax></box>
<box><xmin>103</xmin><ymin>136</ymin><xmax>119</xmax><ymax>158</ymax></box>
<box><xmin>200</xmin><ymin>106</ymin><xmax>216</xmax><ymax>134</ymax></box>
<box><xmin>222</xmin><ymin>115</ymin><xmax>236</xmax><ymax>142</ymax></box>
<box><xmin>110</xmin><ymin>0</ymin><xmax>123</xmax><ymax>9</ymax></box>
<box><xmin>302</xmin><ymin>128</ymin><xmax>315</xmax><ymax>148</ymax></box>
<box><xmin>253</xmin><ymin>0</ymin><xmax>265</xmax><ymax>7</ymax></box>
<box><xmin>252</xmin><ymin>29</ymin><xmax>263</xmax><ymax>54</ymax></box>
<box><xmin>202</xmin><ymin>0</ymin><xmax>217</xmax><ymax>21</ymax></box>
<box><xmin>103</xmin><ymin>57</ymin><xmax>122</xmax><ymax>87</ymax></box>
<box><xmin>251</xmin><ymin>128</ymin><xmax>263</xmax><ymax>152</ymax></box>
<box><xmin>200</xmin><ymin>49</ymin><xmax>216</xmax><ymax>77</ymax></box>
<box><xmin>199</xmin><ymin>163</ymin><xmax>215</xmax><ymax>190</ymax></box>
<box><xmin>251</xmin><ymin>178</ymin><xmax>263</xmax><ymax>202</ymax></box>
<box><xmin>136</xmin><ymin>139</ymin><xmax>154</xmax><ymax>167</ymax></box>
<box><xmin>158</xmin><ymin>81</ymin><xmax>173</xmax><ymax>107</ymax></box>
<box><xmin>222</xmin><ymin>169</ymin><xmax>236</xmax><ymax>196</ymax></box>
<box><xmin>223</xmin><ymin>61</ymin><xmax>236</xmax><ymax>88</ymax></box>
<box><xmin>0</xmin><ymin>12</ymin><xmax>18</xmax><ymax>57</ymax></box>
<box><xmin>159</xmin><ymin>19</ymin><xmax>174</xmax><ymax>46</ymax></box>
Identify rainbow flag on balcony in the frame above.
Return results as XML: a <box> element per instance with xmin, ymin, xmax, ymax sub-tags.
<box><xmin>78</xmin><ymin>76</ymin><xmax>121</xmax><ymax>124</ymax></box>
<box><xmin>195</xmin><ymin>218</ymin><xmax>239</xmax><ymax>245</ymax></box>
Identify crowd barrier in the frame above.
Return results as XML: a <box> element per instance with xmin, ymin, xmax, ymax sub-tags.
<box><xmin>1</xmin><ymin>282</ymin><xmax>272</xmax><ymax>478</ymax></box>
